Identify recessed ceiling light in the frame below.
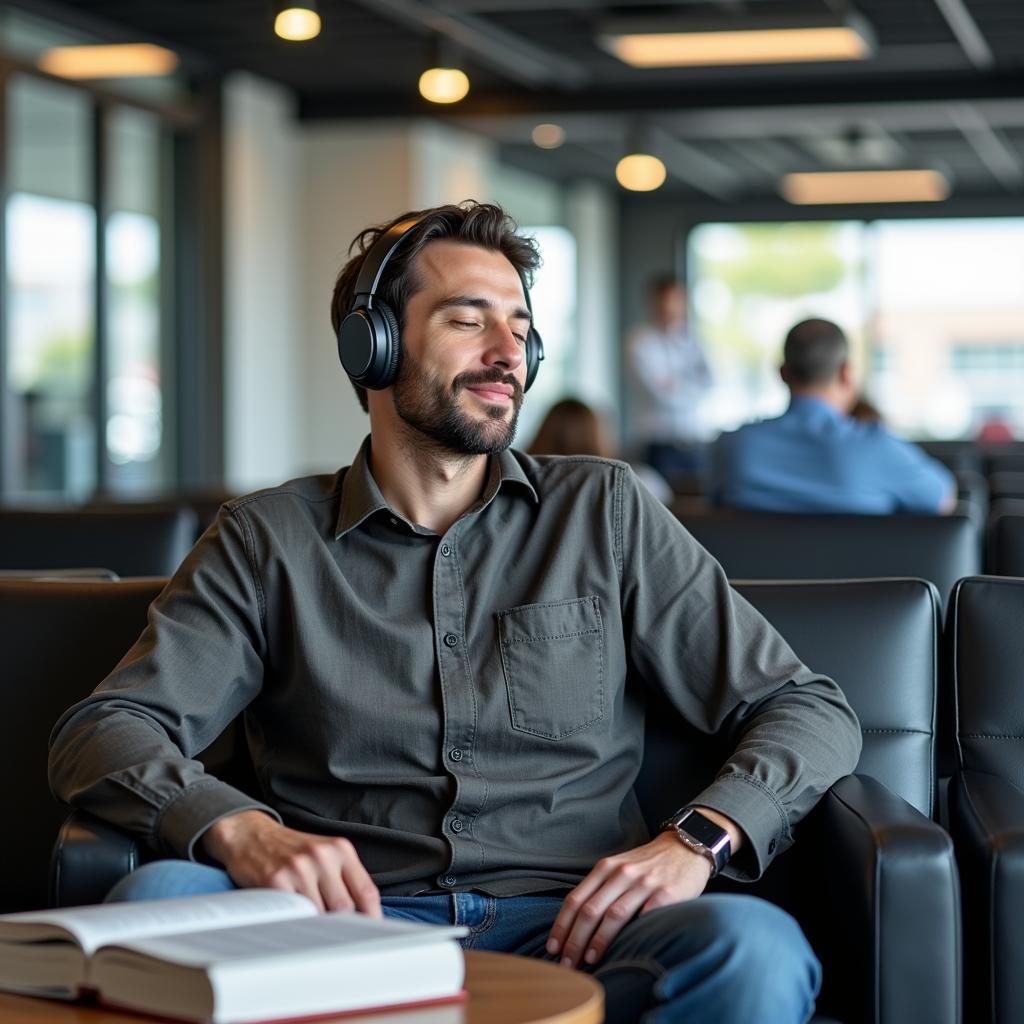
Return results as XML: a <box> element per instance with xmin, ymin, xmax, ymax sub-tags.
<box><xmin>419</xmin><ymin>67</ymin><xmax>470</xmax><ymax>104</ymax></box>
<box><xmin>532</xmin><ymin>124</ymin><xmax>566</xmax><ymax>149</ymax></box>
<box><xmin>616</xmin><ymin>154</ymin><xmax>667</xmax><ymax>192</ymax></box>
<box><xmin>275</xmin><ymin>5</ymin><xmax>321</xmax><ymax>42</ymax></box>
<box><xmin>780</xmin><ymin>169</ymin><xmax>951</xmax><ymax>204</ymax></box>
<box><xmin>38</xmin><ymin>43</ymin><xmax>179</xmax><ymax>79</ymax></box>
<box><xmin>598</xmin><ymin>14</ymin><xmax>873</xmax><ymax>68</ymax></box>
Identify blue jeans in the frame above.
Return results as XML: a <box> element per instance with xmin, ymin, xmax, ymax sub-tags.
<box><xmin>108</xmin><ymin>863</ymin><xmax>820</xmax><ymax>1024</ymax></box>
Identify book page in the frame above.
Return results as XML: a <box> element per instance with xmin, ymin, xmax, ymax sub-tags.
<box><xmin>105</xmin><ymin>912</ymin><xmax>467</xmax><ymax>968</ymax></box>
<box><xmin>0</xmin><ymin>889</ymin><xmax>315</xmax><ymax>954</ymax></box>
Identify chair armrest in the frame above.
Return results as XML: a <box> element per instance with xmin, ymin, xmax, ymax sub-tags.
<box><xmin>949</xmin><ymin>770</ymin><xmax>1024</xmax><ymax>1024</ymax></box>
<box><xmin>50</xmin><ymin>810</ymin><xmax>144</xmax><ymax>908</ymax></box>
<box><xmin>815</xmin><ymin>774</ymin><xmax>960</xmax><ymax>1024</ymax></box>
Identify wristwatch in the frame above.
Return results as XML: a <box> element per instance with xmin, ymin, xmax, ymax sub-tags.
<box><xmin>661</xmin><ymin>808</ymin><xmax>731</xmax><ymax>877</ymax></box>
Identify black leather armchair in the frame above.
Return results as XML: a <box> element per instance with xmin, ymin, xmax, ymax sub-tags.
<box><xmin>53</xmin><ymin>577</ymin><xmax>959</xmax><ymax>1023</ymax></box>
<box><xmin>947</xmin><ymin>576</ymin><xmax>1024</xmax><ymax>1024</ymax></box>
<box><xmin>0</xmin><ymin>506</ymin><xmax>196</xmax><ymax>577</ymax></box>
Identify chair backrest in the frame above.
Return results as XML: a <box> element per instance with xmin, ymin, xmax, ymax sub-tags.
<box><xmin>673</xmin><ymin>507</ymin><xmax>979</xmax><ymax>608</ymax></box>
<box><xmin>988</xmin><ymin>471</ymin><xmax>1024</xmax><ymax>503</ymax></box>
<box><xmin>636</xmin><ymin>577</ymin><xmax>940</xmax><ymax>837</ymax></box>
<box><xmin>950</xmin><ymin>575</ymin><xmax>1024</xmax><ymax>789</ymax></box>
<box><xmin>987</xmin><ymin>499</ymin><xmax>1024</xmax><ymax>576</ymax></box>
<box><xmin>0</xmin><ymin>578</ymin><xmax>168</xmax><ymax>912</ymax></box>
<box><xmin>0</xmin><ymin>507</ymin><xmax>197</xmax><ymax>577</ymax></box>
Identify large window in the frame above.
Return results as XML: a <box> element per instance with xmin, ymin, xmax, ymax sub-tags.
<box><xmin>689</xmin><ymin>217</ymin><xmax>1024</xmax><ymax>440</ymax></box>
<box><xmin>5</xmin><ymin>75</ymin><xmax>97</xmax><ymax>498</ymax></box>
<box><xmin>2</xmin><ymin>65</ymin><xmax>182</xmax><ymax>501</ymax></box>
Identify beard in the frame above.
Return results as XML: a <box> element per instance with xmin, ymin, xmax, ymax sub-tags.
<box><xmin>392</xmin><ymin>350</ymin><xmax>524</xmax><ymax>456</ymax></box>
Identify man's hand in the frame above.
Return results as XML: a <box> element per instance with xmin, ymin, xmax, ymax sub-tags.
<box><xmin>546</xmin><ymin>808</ymin><xmax>744</xmax><ymax>970</ymax></box>
<box><xmin>202</xmin><ymin>810</ymin><xmax>382</xmax><ymax>916</ymax></box>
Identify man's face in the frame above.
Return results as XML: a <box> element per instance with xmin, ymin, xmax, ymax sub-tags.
<box><xmin>654</xmin><ymin>284</ymin><xmax>686</xmax><ymax>327</ymax></box>
<box><xmin>392</xmin><ymin>240</ymin><xmax>531</xmax><ymax>455</ymax></box>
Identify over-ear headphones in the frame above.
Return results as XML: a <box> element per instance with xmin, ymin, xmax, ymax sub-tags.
<box><xmin>337</xmin><ymin>216</ymin><xmax>544</xmax><ymax>392</ymax></box>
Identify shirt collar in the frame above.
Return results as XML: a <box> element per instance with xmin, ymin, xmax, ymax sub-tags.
<box><xmin>335</xmin><ymin>436</ymin><xmax>538</xmax><ymax>539</ymax></box>
<box><xmin>786</xmin><ymin>395</ymin><xmax>845</xmax><ymax>421</ymax></box>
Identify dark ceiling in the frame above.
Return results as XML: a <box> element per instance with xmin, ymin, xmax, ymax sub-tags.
<box><xmin>13</xmin><ymin>0</ymin><xmax>1024</xmax><ymax>204</ymax></box>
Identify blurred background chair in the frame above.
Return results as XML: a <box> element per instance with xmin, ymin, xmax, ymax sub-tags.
<box><xmin>0</xmin><ymin>506</ymin><xmax>196</xmax><ymax>578</ymax></box>
<box><xmin>986</xmin><ymin>499</ymin><xmax>1024</xmax><ymax>576</ymax></box>
<box><xmin>54</xmin><ymin>577</ymin><xmax>959</xmax><ymax>1023</ymax></box>
<box><xmin>948</xmin><ymin>576</ymin><xmax>1024</xmax><ymax>1024</ymax></box>
<box><xmin>672</xmin><ymin>508</ymin><xmax>979</xmax><ymax>611</ymax></box>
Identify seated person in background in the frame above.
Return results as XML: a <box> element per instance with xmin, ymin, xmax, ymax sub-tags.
<box><xmin>847</xmin><ymin>394</ymin><xmax>883</xmax><ymax>425</ymax></box>
<box><xmin>50</xmin><ymin>203</ymin><xmax>860</xmax><ymax>1024</ymax></box>
<box><xmin>527</xmin><ymin>396</ymin><xmax>672</xmax><ymax>503</ymax></box>
<box><xmin>710</xmin><ymin>318</ymin><xmax>956</xmax><ymax>515</ymax></box>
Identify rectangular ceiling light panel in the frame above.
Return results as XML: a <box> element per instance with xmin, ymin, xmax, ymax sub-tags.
<box><xmin>599</xmin><ymin>15</ymin><xmax>873</xmax><ymax>67</ymax></box>
<box><xmin>38</xmin><ymin>44</ymin><xmax>179</xmax><ymax>79</ymax></box>
<box><xmin>781</xmin><ymin>170</ymin><xmax>951</xmax><ymax>204</ymax></box>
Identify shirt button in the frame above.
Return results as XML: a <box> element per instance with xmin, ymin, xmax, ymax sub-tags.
<box><xmin>449</xmin><ymin>748</ymin><xmax>463</xmax><ymax>762</ymax></box>
<box><xmin>440</xmin><ymin>544</ymin><xmax>452</xmax><ymax>557</ymax></box>
<box><xmin>443</xmin><ymin>633</ymin><xmax>459</xmax><ymax>647</ymax></box>
<box><xmin>768</xmin><ymin>838</ymin><xmax>777</xmax><ymax>854</ymax></box>
<box><xmin>440</xmin><ymin>874</ymin><xmax>456</xmax><ymax>888</ymax></box>
<box><xmin>450</xmin><ymin>818</ymin><xmax>464</xmax><ymax>833</ymax></box>
<box><xmin>389</xmin><ymin>516</ymin><xmax>398</xmax><ymax>526</ymax></box>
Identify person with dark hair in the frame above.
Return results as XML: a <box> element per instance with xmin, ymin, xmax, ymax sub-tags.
<box><xmin>528</xmin><ymin>396</ymin><xmax>673</xmax><ymax>503</ymax></box>
<box><xmin>625</xmin><ymin>276</ymin><xmax>713</xmax><ymax>481</ymax></box>
<box><xmin>51</xmin><ymin>203</ymin><xmax>860</xmax><ymax>1024</ymax></box>
<box><xmin>710</xmin><ymin>318</ymin><xmax>955</xmax><ymax>514</ymax></box>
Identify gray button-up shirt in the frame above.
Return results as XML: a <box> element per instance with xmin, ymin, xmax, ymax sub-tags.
<box><xmin>49</xmin><ymin>438</ymin><xmax>861</xmax><ymax>895</ymax></box>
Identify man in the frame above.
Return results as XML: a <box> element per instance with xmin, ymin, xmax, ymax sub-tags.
<box><xmin>710</xmin><ymin>318</ymin><xmax>956</xmax><ymax>515</ymax></box>
<box><xmin>50</xmin><ymin>203</ymin><xmax>861</xmax><ymax>1023</ymax></box>
<box><xmin>626</xmin><ymin>276</ymin><xmax>713</xmax><ymax>481</ymax></box>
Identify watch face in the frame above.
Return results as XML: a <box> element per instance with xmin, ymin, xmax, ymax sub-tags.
<box><xmin>680</xmin><ymin>811</ymin><xmax>727</xmax><ymax>847</ymax></box>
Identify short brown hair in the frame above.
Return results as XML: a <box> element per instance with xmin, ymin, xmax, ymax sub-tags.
<box><xmin>331</xmin><ymin>201</ymin><xmax>542</xmax><ymax>413</ymax></box>
<box><xmin>783</xmin><ymin>318</ymin><xmax>848</xmax><ymax>387</ymax></box>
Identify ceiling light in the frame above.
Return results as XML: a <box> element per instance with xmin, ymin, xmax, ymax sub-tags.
<box><xmin>616</xmin><ymin>154</ymin><xmax>667</xmax><ymax>192</ymax></box>
<box><xmin>780</xmin><ymin>170</ymin><xmax>951</xmax><ymax>204</ymax></box>
<box><xmin>37</xmin><ymin>43</ymin><xmax>179</xmax><ymax>79</ymax></box>
<box><xmin>419</xmin><ymin>67</ymin><xmax>470</xmax><ymax>104</ymax></box>
<box><xmin>274</xmin><ymin>4</ymin><xmax>321</xmax><ymax>42</ymax></box>
<box><xmin>598</xmin><ymin>14</ymin><xmax>873</xmax><ymax>68</ymax></box>
<box><xmin>532</xmin><ymin>124</ymin><xmax>566</xmax><ymax>149</ymax></box>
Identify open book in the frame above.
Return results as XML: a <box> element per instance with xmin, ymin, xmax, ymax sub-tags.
<box><xmin>0</xmin><ymin>889</ymin><xmax>467</xmax><ymax>1023</ymax></box>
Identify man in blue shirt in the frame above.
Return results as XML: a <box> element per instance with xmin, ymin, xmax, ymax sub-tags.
<box><xmin>710</xmin><ymin>318</ymin><xmax>956</xmax><ymax>514</ymax></box>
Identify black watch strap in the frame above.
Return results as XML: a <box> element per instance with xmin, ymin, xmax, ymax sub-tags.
<box><xmin>661</xmin><ymin>808</ymin><xmax>731</xmax><ymax>876</ymax></box>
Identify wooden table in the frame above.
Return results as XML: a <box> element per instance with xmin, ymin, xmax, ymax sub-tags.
<box><xmin>0</xmin><ymin>950</ymin><xmax>604</xmax><ymax>1024</ymax></box>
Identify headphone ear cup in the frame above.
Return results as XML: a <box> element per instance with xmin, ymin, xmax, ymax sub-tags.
<box><xmin>523</xmin><ymin>327</ymin><xmax>544</xmax><ymax>392</ymax></box>
<box><xmin>375</xmin><ymin>301</ymin><xmax>402</xmax><ymax>389</ymax></box>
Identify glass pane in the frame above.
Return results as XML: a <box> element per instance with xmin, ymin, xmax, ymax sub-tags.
<box><xmin>105</xmin><ymin>106</ymin><xmax>170</xmax><ymax>495</ymax></box>
<box><xmin>514</xmin><ymin>226</ymin><xmax>578</xmax><ymax>445</ymax></box>
<box><xmin>5</xmin><ymin>75</ymin><xmax>96</xmax><ymax>499</ymax></box>
<box><xmin>688</xmin><ymin>221</ymin><xmax>867</xmax><ymax>434</ymax></box>
<box><xmin>868</xmin><ymin>218</ymin><xmax>1024</xmax><ymax>440</ymax></box>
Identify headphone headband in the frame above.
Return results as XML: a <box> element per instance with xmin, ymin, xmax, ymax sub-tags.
<box><xmin>337</xmin><ymin>215</ymin><xmax>544</xmax><ymax>392</ymax></box>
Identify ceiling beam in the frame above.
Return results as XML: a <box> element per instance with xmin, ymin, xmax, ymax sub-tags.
<box><xmin>298</xmin><ymin>69</ymin><xmax>1024</xmax><ymax>120</ymax></box>
<box><xmin>933</xmin><ymin>0</ymin><xmax>995</xmax><ymax>70</ymax></box>
<box><xmin>347</xmin><ymin>0</ymin><xmax>589</xmax><ymax>89</ymax></box>
<box><xmin>648</xmin><ymin>124</ymin><xmax>743</xmax><ymax>201</ymax></box>
<box><xmin>948</xmin><ymin>102</ymin><xmax>1024</xmax><ymax>190</ymax></box>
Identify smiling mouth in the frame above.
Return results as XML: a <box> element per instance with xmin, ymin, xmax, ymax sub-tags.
<box><xmin>466</xmin><ymin>386</ymin><xmax>513</xmax><ymax>403</ymax></box>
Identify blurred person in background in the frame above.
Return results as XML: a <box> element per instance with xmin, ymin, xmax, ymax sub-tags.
<box><xmin>626</xmin><ymin>276</ymin><xmax>712</xmax><ymax>483</ymax></box>
<box><xmin>710</xmin><ymin>318</ymin><xmax>955</xmax><ymax>515</ymax></box>
<box><xmin>528</xmin><ymin>397</ymin><xmax>672</xmax><ymax>503</ymax></box>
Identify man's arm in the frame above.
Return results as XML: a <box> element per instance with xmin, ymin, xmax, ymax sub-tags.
<box><xmin>549</xmin><ymin>466</ymin><xmax>861</xmax><ymax>966</ymax></box>
<box><xmin>882</xmin><ymin>434</ymin><xmax>958</xmax><ymax>514</ymax></box>
<box><xmin>49</xmin><ymin>508</ymin><xmax>279</xmax><ymax>859</ymax></box>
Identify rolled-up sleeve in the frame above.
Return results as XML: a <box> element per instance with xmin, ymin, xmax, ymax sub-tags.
<box><xmin>48</xmin><ymin>508</ymin><xmax>280</xmax><ymax>859</ymax></box>
<box><xmin>618</xmin><ymin>468</ymin><xmax>863</xmax><ymax>879</ymax></box>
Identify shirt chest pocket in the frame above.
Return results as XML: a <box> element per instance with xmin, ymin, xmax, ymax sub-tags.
<box><xmin>497</xmin><ymin>596</ymin><xmax>605</xmax><ymax>741</ymax></box>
